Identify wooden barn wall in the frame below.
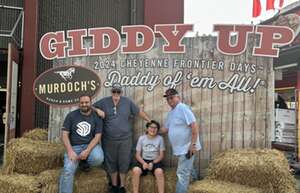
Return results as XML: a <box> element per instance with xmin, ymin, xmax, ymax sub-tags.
<box><xmin>48</xmin><ymin>36</ymin><xmax>273</xmax><ymax>173</ymax></box>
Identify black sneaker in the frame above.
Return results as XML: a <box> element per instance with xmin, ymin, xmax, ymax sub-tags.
<box><xmin>119</xmin><ymin>187</ymin><xmax>126</xmax><ymax>193</ymax></box>
<box><xmin>108</xmin><ymin>185</ymin><xmax>119</xmax><ymax>193</ymax></box>
<box><xmin>79</xmin><ymin>160</ymin><xmax>90</xmax><ymax>172</ymax></box>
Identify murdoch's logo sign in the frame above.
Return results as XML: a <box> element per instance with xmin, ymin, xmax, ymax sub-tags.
<box><xmin>33</xmin><ymin>65</ymin><xmax>101</xmax><ymax>106</ymax></box>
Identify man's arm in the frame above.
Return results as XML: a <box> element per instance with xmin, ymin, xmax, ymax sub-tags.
<box><xmin>139</xmin><ymin>110</ymin><xmax>151</xmax><ymax>122</ymax></box>
<box><xmin>78</xmin><ymin>133</ymin><xmax>101</xmax><ymax>160</ymax></box>
<box><xmin>92</xmin><ymin>106</ymin><xmax>105</xmax><ymax>119</ymax></box>
<box><xmin>189</xmin><ymin>122</ymin><xmax>199</xmax><ymax>154</ymax></box>
<box><xmin>159</xmin><ymin>127</ymin><xmax>168</xmax><ymax>134</ymax></box>
<box><xmin>130</xmin><ymin>99</ymin><xmax>151</xmax><ymax>122</ymax></box>
<box><xmin>93</xmin><ymin>100</ymin><xmax>105</xmax><ymax>118</ymax></box>
<box><xmin>61</xmin><ymin>130</ymin><xmax>78</xmax><ymax>162</ymax></box>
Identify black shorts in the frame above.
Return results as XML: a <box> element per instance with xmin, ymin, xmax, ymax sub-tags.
<box><xmin>135</xmin><ymin>159</ymin><xmax>163</xmax><ymax>176</ymax></box>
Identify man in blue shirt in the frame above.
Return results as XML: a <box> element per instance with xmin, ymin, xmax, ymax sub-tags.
<box><xmin>161</xmin><ymin>88</ymin><xmax>201</xmax><ymax>193</ymax></box>
<box><xmin>59</xmin><ymin>95</ymin><xmax>104</xmax><ymax>193</ymax></box>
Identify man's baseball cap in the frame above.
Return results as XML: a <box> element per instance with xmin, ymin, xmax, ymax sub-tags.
<box><xmin>111</xmin><ymin>83</ymin><xmax>122</xmax><ymax>92</ymax></box>
<box><xmin>163</xmin><ymin>88</ymin><xmax>178</xmax><ymax>97</ymax></box>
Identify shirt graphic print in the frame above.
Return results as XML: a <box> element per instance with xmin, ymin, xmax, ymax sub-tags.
<box><xmin>76</xmin><ymin>121</ymin><xmax>91</xmax><ymax>137</ymax></box>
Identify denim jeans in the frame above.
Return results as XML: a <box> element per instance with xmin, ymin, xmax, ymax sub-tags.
<box><xmin>59</xmin><ymin>144</ymin><xmax>104</xmax><ymax>193</ymax></box>
<box><xmin>175</xmin><ymin>154</ymin><xmax>195</xmax><ymax>193</ymax></box>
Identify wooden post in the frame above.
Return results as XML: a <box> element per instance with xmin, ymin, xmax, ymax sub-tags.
<box><xmin>20</xmin><ymin>0</ymin><xmax>39</xmax><ymax>136</ymax></box>
<box><xmin>296</xmin><ymin>70</ymin><xmax>300</xmax><ymax>161</ymax></box>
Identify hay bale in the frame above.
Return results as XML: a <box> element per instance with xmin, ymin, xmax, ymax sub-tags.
<box><xmin>188</xmin><ymin>179</ymin><xmax>270</xmax><ymax>193</ymax></box>
<box><xmin>2</xmin><ymin>138</ymin><xmax>64</xmax><ymax>175</ymax></box>
<box><xmin>0</xmin><ymin>173</ymin><xmax>40</xmax><ymax>193</ymax></box>
<box><xmin>126</xmin><ymin>168</ymin><xmax>177</xmax><ymax>193</ymax></box>
<box><xmin>42</xmin><ymin>184</ymin><xmax>58</xmax><ymax>193</ymax></box>
<box><xmin>39</xmin><ymin>168</ymin><xmax>109</xmax><ymax>193</ymax></box>
<box><xmin>207</xmin><ymin>149</ymin><xmax>296</xmax><ymax>193</ymax></box>
<box><xmin>23</xmin><ymin>128</ymin><xmax>48</xmax><ymax>141</ymax></box>
<box><xmin>74</xmin><ymin>169</ymin><xmax>108</xmax><ymax>193</ymax></box>
<box><xmin>38</xmin><ymin>169</ymin><xmax>60</xmax><ymax>193</ymax></box>
<box><xmin>39</xmin><ymin>169</ymin><xmax>61</xmax><ymax>186</ymax></box>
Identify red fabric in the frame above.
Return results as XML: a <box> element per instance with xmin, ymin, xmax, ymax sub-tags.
<box><xmin>253</xmin><ymin>0</ymin><xmax>262</xmax><ymax>17</ymax></box>
<box><xmin>279</xmin><ymin>0</ymin><xmax>284</xmax><ymax>8</ymax></box>
<box><xmin>266</xmin><ymin>0</ymin><xmax>275</xmax><ymax>10</ymax></box>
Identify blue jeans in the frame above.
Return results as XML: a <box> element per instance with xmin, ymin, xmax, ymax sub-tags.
<box><xmin>59</xmin><ymin>144</ymin><xmax>104</xmax><ymax>193</ymax></box>
<box><xmin>175</xmin><ymin>154</ymin><xmax>195</xmax><ymax>193</ymax></box>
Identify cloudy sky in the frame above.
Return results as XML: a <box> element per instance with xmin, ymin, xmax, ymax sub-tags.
<box><xmin>185</xmin><ymin>0</ymin><xmax>299</xmax><ymax>35</ymax></box>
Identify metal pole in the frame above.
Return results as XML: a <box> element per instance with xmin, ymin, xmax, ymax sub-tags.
<box><xmin>11</xmin><ymin>35</ymin><xmax>21</xmax><ymax>48</ymax></box>
<box><xmin>3</xmin><ymin>43</ymin><xmax>12</xmax><ymax>166</ymax></box>
<box><xmin>296</xmin><ymin>68</ymin><xmax>300</xmax><ymax>162</ymax></box>
<box><xmin>0</xmin><ymin>5</ymin><xmax>23</xmax><ymax>10</ymax></box>
<box><xmin>21</xmin><ymin>11</ymin><xmax>24</xmax><ymax>48</ymax></box>
<box><xmin>130</xmin><ymin>0</ymin><xmax>137</xmax><ymax>24</ymax></box>
<box><xmin>10</xmin><ymin>11</ymin><xmax>23</xmax><ymax>37</ymax></box>
<box><xmin>0</xmin><ymin>34</ymin><xmax>12</xmax><ymax>37</ymax></box>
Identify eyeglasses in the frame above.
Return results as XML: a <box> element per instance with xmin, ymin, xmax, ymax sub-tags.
<box><xmin>112</xmin><ymin>90</ymin><xmax>121</xmax><ymax>94</ymax></box>
<box><xmin>148</xmin><ymin>126</ymin><xmax>158</xmax><ymax>129</ymax></box>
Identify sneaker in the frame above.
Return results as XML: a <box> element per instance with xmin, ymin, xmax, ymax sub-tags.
<box><xmin>119</xmin><ymin>187</ymin><xmax>126</xmax><ymax>193</ymax></box>
<box><xmin>79</xmin><ymin>160</ymin><xmax>90</xmax><ymax>172</ymax></box>
<box><xmin>108</xmin><ymin>185</ymin><xmax>119</xmax><ymax>193</ymax></box>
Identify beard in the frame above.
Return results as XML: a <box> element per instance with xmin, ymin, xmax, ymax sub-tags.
<box><xmin>80</xmin><ymin>106</ymin><xmax>91</xmax><ymax>113</ymax></box>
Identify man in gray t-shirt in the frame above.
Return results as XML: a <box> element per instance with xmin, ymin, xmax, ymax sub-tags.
<box><xmin>94</xmin><ymin>83</ymin><xmax>150</xmax><ymax>193</ymax></box>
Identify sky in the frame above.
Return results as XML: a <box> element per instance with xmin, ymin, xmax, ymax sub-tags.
<box><xmin>184</xmin><ymin>0</ymin><xmax>299</xmax><ymax>35</ymax></box>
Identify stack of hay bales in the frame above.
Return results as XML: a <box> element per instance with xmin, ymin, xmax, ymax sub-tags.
<box><xmin>39</xmin><ymin>168</ymin><xmax>108</xmax><ymax>193</ymax></box>
<box><xmin>188</xmin><ymin>149</ymin><xmax>297</xmax><ymax>193</ymax></box>
<box><xmin>125</xmin><ymin>168</ymin><xmax>177</xmax><ymax>193</ymax></box>
<box><xmin>0</xmin><ymin>128</ymin><xmax>63</xmax><ymax>193</ymax></box>
<box><xmin>0</xmin><ymin>128</ymin><xmax>108</xmax><ymax>193</ymax></box>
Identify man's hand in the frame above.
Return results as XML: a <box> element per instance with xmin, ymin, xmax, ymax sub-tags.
<box><xmin>139</xmin><ymin>111</ymin><xmax>151</xmax><ymax>122</ymax></box>
<box><xmin>79</xmin><ymin>149</ymin><xmax>90</xmax><ymax>160</ymax></box>
<box><xmin>67</xmin><ymin>150</ymin><xmax>78</xmax><ymax>162</ymax></box>
<box><xmin>189</xmin><ymin>143</ymin><xmax>197</xmax><ymax>156</ymax></box>
<box><xmin>92</xmin><ymin>107</ymin><xmax>105</xmax><ymax>118</ymax></box>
